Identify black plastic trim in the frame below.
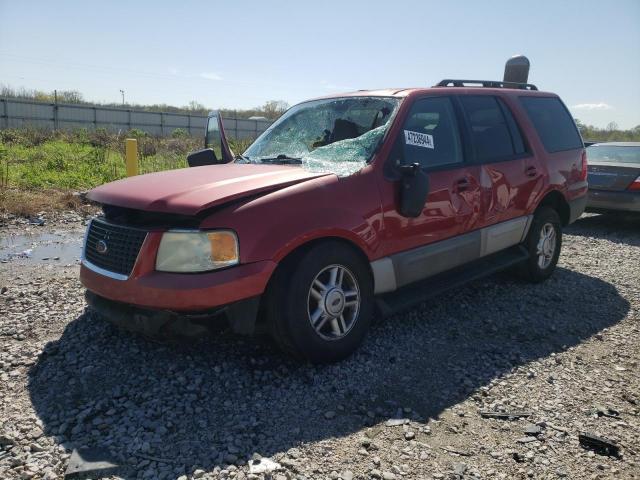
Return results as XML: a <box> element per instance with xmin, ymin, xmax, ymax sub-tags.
<box><xmin>436</xmin><ymin>79</ymin><xmax>538</xmax><ymax>90</ymax></box>
<box><xmin>376</xmin><ymin>245</ymin><xmax>529</xmax><ymax>317</ymax></box>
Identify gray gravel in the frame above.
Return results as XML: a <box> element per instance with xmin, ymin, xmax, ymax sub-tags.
<box><xmin>0</xmin><ymin>212</ymin><xmax>639</xmax><ymax>479</ymax></box>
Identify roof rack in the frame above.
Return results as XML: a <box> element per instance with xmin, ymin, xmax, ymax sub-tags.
<box><xmin>435</xmin><ymin>79</ymin><xmax>538</xmax><ymax>91</ymax></box>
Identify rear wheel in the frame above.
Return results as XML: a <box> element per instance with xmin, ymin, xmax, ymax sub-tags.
<box><xmin>265</xmin><ymin>242</ymin><xmax>373</xmax><ymax>363</ymax></box>
<box><xmin>518</xmin><ymin>207</ymin><xmax>562</xmax><ymax>282</ymax></box>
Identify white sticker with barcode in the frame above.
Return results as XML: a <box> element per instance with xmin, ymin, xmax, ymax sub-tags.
<box><xmin>404</xmin><ymin>130</ymin><xmax>434</xmax><ymax>149</ymax></box>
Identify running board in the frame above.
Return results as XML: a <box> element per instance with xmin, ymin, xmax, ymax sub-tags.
<box><xmin>375</xmin><ymin>245</ymin><xmax>529</xmax><ymax>317</ymax></box>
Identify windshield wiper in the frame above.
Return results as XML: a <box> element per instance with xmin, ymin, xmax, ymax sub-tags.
<box><xmin>260</xmin><ymin>154</ymin><xmax>302</xmax><ymax>165</ymax></box>
<box><xmin>235</xmin><ymin>153</ymin><xmax>251</xmax><ymax>163</ymax></box>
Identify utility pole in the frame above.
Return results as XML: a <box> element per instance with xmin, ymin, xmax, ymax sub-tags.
<box><xmin>119</xmin><ymin>89</ymin><xmax>125</xmax><ymax>105</ymax></box>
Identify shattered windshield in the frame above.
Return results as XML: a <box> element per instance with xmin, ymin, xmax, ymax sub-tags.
<box><xmin>243</xmin><ymin>97</ymin><xmax>400</xmax><ymax>176</ymax></box>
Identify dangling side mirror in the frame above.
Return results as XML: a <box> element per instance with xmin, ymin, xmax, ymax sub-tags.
<box><xmin>187</xmin><ymin>111</ymin><xmax>234</xmax><ymax>167</ymax></box>
<box><xmin>398</xmin><ymin>163</ymin><xmax>429</xmax><ymax>218</ymax></box>
<box><xmin>187</xmin><ymin>148</ymin><xmax>218</xmax><ymax>167</ymax></box>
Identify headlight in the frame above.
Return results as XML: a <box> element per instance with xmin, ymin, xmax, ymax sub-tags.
<box><xmin>155</xmin><ymin>230</ymin><xmax>239</xmax><ymax>273</ymax></box>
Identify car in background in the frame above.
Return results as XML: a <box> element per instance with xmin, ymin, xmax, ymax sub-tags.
<box><xmin>586</xmin><ymin>142</ymin><xmax>640</xmax><ymax>213</ymax></box>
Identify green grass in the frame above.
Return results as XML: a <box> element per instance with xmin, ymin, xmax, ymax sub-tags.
<box><xmin>3</xmin><ymin>140</ymin><xmax>127</xmax><ymax>189</ymax></box>
<box><xmin>0</xmin><ymin>129</ymin><xmax>253</xmax><ymax>191</ymax></box>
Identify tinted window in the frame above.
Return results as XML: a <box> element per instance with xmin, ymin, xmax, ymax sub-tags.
<box><xmin>460</xmin><ymin>96</ymin><xmax>519</xmax><ymax>162</ymax></box>
<box><xmin>520</xmin><ymin>96</ymin><xmax>583</xmax><ymax>152</ymax></box>
<box><xmin>400</xmin><ymin>97</ymin><xmax>463</xmax><ymax>168</ymax></box>
<box><xmin>498</xmin><ymin>99</ymin><xmax>526</xmax><ymax>155</ymax></box>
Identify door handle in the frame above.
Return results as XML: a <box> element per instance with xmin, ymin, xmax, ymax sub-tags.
<box><xmin>525</xmin><ymin>166</ymin><xmax>538</xmax><ymax>177</ymax></box>
<box><xmin>454</xmin><ymin>177</ymin><xmax>470</xmax><ymax>192</ymax></box>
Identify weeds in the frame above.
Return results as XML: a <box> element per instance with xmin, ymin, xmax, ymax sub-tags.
<box><xmin>0</xmin><ymin>128</ymin><xmax>256</xmax><ymax>216</ymax></box>
<box><xmin>0</xmin><ymin>128</ymin><xmax>255</xmax><ymax>190</ymax></box>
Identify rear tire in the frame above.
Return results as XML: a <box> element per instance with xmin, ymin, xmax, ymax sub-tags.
<box><xmin>518</xmin><ymin>207</ymin><xmax>562</xmax><ymax>283</ymax></box>
<box><xmin>265</xmin><ymin>241</ymin><xmax>373</xmax><ymax>363</ymax></box>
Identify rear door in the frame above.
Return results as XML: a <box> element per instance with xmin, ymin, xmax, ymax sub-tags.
<box><xmin>458</xmin><ymin>94</ymin><xmax>538</xmax><ymax>228</ymax></box>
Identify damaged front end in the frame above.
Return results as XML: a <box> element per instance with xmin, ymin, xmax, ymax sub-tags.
<box><xmin>85</xmin><ymin>290</ymin><xmax>262</xmax><ymax>337</ymax></box>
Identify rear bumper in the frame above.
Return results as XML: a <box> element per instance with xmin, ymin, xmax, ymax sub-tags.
<box><xmin>568</xmin><ymin>194</ymin><xmax>588</xmax><ymax>224</ymax></box>
<box><xmin>586</xmin><ymin>189</ymin><xmax>640</xmax><ymax>213</ymax></box>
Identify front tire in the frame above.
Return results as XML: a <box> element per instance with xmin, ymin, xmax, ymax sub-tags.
<box><xmin>265</xmin><ymin>242</ymin><xmax>374</xmax><ymax>363</ymax></box>
<box><xmin>518</xmin><ymin>207</ymin><xmax>562</xmax><ymax>282</ymax></box>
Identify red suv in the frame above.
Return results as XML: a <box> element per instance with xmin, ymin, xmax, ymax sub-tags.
<box><xmin>81</xmin><ymin>74</ymin><xmax>587</xmax><ymax>363</ymax></box>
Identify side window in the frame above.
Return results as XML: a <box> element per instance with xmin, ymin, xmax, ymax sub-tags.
<box><xmin>519</xmin><ymin>96</ymin><xmax>583</xmax><ymax>153</ymax></box>
<box><xmin>400</xmin><ymin>97</ymin><xmax>463</xmax><ymax>168</ymax></box>
<box><xmin>497</xmin><ymin>98</ymin><xmax>526</xmax><ymax>155</ymax></box>
<box><xmin>460</xmin><ymin>95</ymin><xmax>520</xmax><ymax>162</ymax></box>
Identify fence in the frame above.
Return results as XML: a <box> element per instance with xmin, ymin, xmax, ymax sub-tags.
<box><xmin>0</xmin><ymin>98</ymin><xmax>272</xmax><ymax>139</ymax></box>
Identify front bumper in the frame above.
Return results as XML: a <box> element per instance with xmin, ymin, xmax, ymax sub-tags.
<box><xmin>81</xmin><ymin>227</ymin><xmax>277</xmax><ymax>334</ymax></box>
<box><xmin>85</xmin><ymin>290</ymin><xmax>261</xmax><ymax>336</ymax></box>
<box><xmin>586</xmin><ymin>189</ymin><xmax>640</xmax><ymax>213</ymax></box>
<box><xmin>81</xmin><ymin>257</ymin><xmax>276</xmax><ymax>311</ymax></box>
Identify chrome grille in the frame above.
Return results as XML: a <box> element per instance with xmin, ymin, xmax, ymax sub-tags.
<box><xmin>83</xmin><ymin>218</ymin><xmax>147</xmax><ymax>277</ymax></box>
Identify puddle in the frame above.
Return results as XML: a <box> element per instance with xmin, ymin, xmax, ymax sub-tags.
<box><xmin>0</xmin><ymin>230</ymin><xmax>84</xmax><ymax>265</ymax></box>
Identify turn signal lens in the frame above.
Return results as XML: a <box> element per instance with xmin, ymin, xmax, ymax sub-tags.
<box><xmin>207</xmin><ymin>231</ymin><xmax>239</xmax><ymax>263</ymax></box>
<box><xmin>629</xmin><ymin>175</ymin><xmax>640</xmax><ymax>191</ymax></box>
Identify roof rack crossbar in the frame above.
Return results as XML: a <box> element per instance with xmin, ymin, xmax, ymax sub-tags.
<box><xmin>435</xmin><ymin>79</ymin><xmax>538</xmax><ymax>91</ymax></box>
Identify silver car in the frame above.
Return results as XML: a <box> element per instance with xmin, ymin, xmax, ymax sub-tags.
<box><xmin>586</xmin><ymin>142</ymin><xmax>640</xmax><ymax>213</ymax></box>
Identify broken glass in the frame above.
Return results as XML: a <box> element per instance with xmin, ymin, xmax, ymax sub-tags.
<box><xmin>243</xmin><ymin>96</ymin><xmax>400</xmax><ymax>177</ymax></box>
<box><xmin>301</xmin><ymin>125</ymin><xmax>387</xmax><ymax>176</ymax></box>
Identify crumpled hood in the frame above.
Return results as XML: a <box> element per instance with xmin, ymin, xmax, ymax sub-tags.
<box><xmin>88</xmin><ymin>164</ymin><xmax>331</xmax><ymax>216</ymax></box>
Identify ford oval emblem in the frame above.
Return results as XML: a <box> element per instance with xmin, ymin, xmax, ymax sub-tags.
<box><xmin>96</xmin><ymin>240</ymin><xmax>108</xmax><ymax>254</ymax></box>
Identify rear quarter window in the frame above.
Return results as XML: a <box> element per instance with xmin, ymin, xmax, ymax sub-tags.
<box><xmin>519</xmin><ymin>96</ymin><xmax>583</xmax><ymax>153</ymax></box>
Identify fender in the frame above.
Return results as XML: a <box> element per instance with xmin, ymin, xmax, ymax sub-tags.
<box><xmin>200</xmin><ymin>167</ymin><xmax>385</xmax><ymax>264</ymax></box>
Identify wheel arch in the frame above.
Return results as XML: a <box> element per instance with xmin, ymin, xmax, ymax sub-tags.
<box><xmin>536</xmin><ymin>190</ymin><xmax>571</xmax><ymax>226</ymax></box>
<box><xmin>256</xmin><ymin>236</ymin><xmax>374</xmax><ymax>326</ymax></box>
<box><xmin>271</xmin><ymin>235</ymin><xmax>373</xmax><ymax>285</ymax></box>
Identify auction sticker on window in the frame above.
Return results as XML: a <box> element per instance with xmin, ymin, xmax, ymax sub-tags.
<box><xmin>404</xmin><ymin>130</ymin><xmax>434</xmax><ymax>149</ymax></box>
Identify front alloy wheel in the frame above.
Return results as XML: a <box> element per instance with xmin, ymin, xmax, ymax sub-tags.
<box><xmin>308</xmin><ymin>264</ymin><xmax>360</xmax><ymax>340</ymax></box>
<box><xmin>266</xmin><ymin>241</ymin><xmax>373</xmax><ymax>363</ymax></box>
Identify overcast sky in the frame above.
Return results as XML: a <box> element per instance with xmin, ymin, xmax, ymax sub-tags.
<box><xmin>1</xmin><ymin>0</ymin><xmax>639</xmax><ymax>128</ymax></box>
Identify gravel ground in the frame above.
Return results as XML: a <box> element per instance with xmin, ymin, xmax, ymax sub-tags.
<box><xmin>0</xmin><ymin>212</ymin><xmax>638</xmax><ymax>480</ymax></box>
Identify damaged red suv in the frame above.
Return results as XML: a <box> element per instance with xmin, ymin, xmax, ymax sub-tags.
<box><xmin>81</xmin><ymin>61</ymin><xmax>587</xmax><ymax>363</ymax></box>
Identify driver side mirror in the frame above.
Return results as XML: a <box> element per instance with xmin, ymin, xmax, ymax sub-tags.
<box><xmin>187</xmin><ymin>148</ymin><xmax>219</xmax><ymax>167</ymax></box>
<box><xmin>187</xmin><ymin>111</ymin><xmax>234</xmax><ymax>167</ymax></box>
<box><xmin>398</xmin><ymin>163</ymin><xmax>429</xmax><ymax>218</ymax></box>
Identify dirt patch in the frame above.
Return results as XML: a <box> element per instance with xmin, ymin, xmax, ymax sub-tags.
<box><xmin>0</xmin><ymin>188</ymin><xmax>96</xmax><ymax>220</ymax></box>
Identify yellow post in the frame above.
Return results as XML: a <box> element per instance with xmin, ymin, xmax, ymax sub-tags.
<box><xmin>125</xmin><ymin>138</ymin><xmax>139</xmax><ymax>176</ymax></box>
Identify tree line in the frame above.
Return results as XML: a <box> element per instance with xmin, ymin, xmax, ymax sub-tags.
<box><xmin>2</xmin><ymin>84</ymin><xmax>639</xmax><ymax>140</ymax></box>
<box><xmin>0</xmin><ymin>85</ymin><xmax>289</xmax><ymax>120</ymax></box>
<box><xmin>575</xmin><ymin>120</ymin><xmax>640</xmax><ymax>143</ymax></box>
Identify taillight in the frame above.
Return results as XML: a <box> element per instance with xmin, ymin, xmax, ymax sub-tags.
<box><xmin>580</xmin><ymin>150</ymin><xmax>588</xmax><ymax>181</ymax></box>
<box><xmin>629</xmin><ymin>175</ymin><xmax>640</xmax><ymax>191</ymax></box>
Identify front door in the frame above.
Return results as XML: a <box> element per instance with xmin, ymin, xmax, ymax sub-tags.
<box><xmin>379</xmin><ymin>96</ymin><xmax>482</xmax><ymax>286</ymax></box>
